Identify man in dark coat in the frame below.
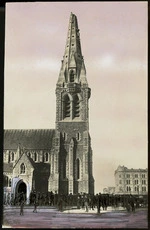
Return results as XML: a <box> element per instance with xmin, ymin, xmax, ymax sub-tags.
<box><xmin>19</xmin><ymin>192</ymin><xmax>25</xmax><ymax>215</ymax></box>
<box><xmin>97</xmin><ymin>193</ymin><xmax>102</xmax><ymax>214</ymax></box>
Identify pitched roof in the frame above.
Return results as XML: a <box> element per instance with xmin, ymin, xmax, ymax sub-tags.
<box><xmin>4</xmin><ymin>129</ymin><xmax>55</xmax><ymax>150</ymax></box>
<box><xmin>13</xmin><ymin>152</ymin><xmax>35</xmax><ymax>170</ymax></box>
<box><xmin>3</xmin><ymin>163</ymin><xmax>13</xmax><ymax>173</ymax></box>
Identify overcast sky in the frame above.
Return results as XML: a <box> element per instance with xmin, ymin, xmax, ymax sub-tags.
<box><xmin>4</xmin><ymin>2</ymin><xmax>148</xmax><ymax>193</ymax></box>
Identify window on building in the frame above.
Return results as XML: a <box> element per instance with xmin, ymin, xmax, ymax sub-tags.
<box><xmin>126</xmin><ymin>174</ymin><xmax>130</xmax><ymax>178</ymax></box>
<box><xmin>8</xmin><ymin>152</ymin><xmax>11</xmax><ymax>163</ymax></box>
<box><xmin>20</xmin><ymin>163</ymin><xmax>25</xmax><ymax>174</ymax></box>
<box><xmin>134</xmin><ymin>187</ymin><xmax>137</xmax><ymax>192</ymax></box>
<box><xmin>142</xmin><ymin>187</ymin><xmax>146</xmax><ymax>192</ymax></box>
<box><xmin>135</xmin><ymin>174</ymin><xmax>138</xmax><ymax>178</ymax></box>
<box><xmin>126</xmin><ymin>186</ymin><xmax>131</xmax><ymax>192</ymax></box>
<box><xmin>77</xmin><ymin>158</ymin><xmax>80</xmax><ymax>179</ymax></box>
<box><xmin>142</xmin><ymin>180</ymin><xmax>146</xmax><ymax>185</ymax></box>
<box><xmin>45</xmin><ymin>152</ymin><xmax>48</xmax><ymax>162</ymax></box>
<box><xmin>135</xmin><ymin>180</ymin><xmax>138</xmax><ymax>185</ymax></box>
<box><xmin>142</xmin><ymin>174</ymin><xmax>145</xmax><ymax>178</ymax></box>
<box><xmin>11</xmin><ymin>152</ymin><xmax>14</xmax><ymax>161</ymax></box>
<box><xmin>28</xmin><ymin>152</ymin><xmax>31</xmax><ymax>157</ymax></box>
<box><xmin>73</xmin><ymin>95</ymin><xmax>80</xmax><ymax>118</ymax></box>
<box><xmin>119</xmin><ymin>180</ymin><xmax>122</xmax><ymax>184</ymax></box>
<box><xmin>119</xmin><ymin>174</ymin><xmax>121</xmax><ymax>178</ymax></box>
<box><xmin>63</xmin><ymin>94</ymin><xmax>71</xmax><ymax>118</ymax></box>
<box><xmin>126</xmin><ymin>180</ymin><xmax>130</xmax><ymax>185</ymax></box>
<box><xmin>34</xmin><ymin>152</ymin><xmax>37</xmax><ymax>161</ymax></box>
<box><xmin>76</xmin><ymin>132</ymin><xmax>81</xmax><ymax>141</ymax></box>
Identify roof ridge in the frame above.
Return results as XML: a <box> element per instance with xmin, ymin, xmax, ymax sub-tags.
<box><xmin>4</xmin><ymin>129</ymin><xmax>55</xmax><ymax>130</ymax></box>
<box><xmin>4</xmin><ymin>130</ymin><xmax>56</xmax><ymax>149</ymax></box>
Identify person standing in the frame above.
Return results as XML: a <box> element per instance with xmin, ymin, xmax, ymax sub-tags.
<box><xmin>20</xmin><ymin>199</ymin><xmax>24</xmax><ymax>215</ymax></box>
<box><xmin>19</xmin><ymin>192</ymin><xmax>25</xmax><ymax>216</ymax></box>
<box><xmin>77</xmin><ymin>195</ymin><xmax>80</xmax><ymax>209</ymax></box>
<box><xmin>33</xmin><ymin>198</ymin><xmax>38</xmax><ymax>213</ymax></box>
<box><xmin>58</xmin><ymin>195</ymin><xmax>63</xmax><ymax>212</ymax></box>
<box><xmin>97</xmin><ymin>193</ymin><xmax>102</xmax><ymax>214</ymax></box>
<box><xmin>33</xmin><ymin>199</ymin><xmax>38</xmax><ymax>213</ymax></box>
<box><xmin>84</xmin><ymin>195</ymin><xmax>89</xmax><ymax>212</ymax></box>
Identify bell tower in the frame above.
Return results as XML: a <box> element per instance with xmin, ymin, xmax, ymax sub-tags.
<box><xmin>50</xmin><ymin>12</ymin><xmax>94</xmax><ymax>195</ymax></box>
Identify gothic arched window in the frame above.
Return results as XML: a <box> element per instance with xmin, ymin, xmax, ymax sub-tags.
<box><xmin>63</xmin><ymin>94</ymin><xmax>71</xmax><ymax>118</ymax></box>
<box><xmin>8</xmin><ymin>152</ymin><xmax>11</xmax><ymax>163</ymax></box>
<box><xmin>76</xmin><ymin>158</ymin><xmax>80</xmax><ymax>179</ymax></box>
<box><xmin>11</xmin><ymin>152</ymin><xmax>14</xmax><ymax>161</ymax></box>
<box><xmin>20</xmin><ymin>163</ymin><xmax>25</xmax><ymax>174</ymax></box>
<box><xmin>45</xmin><ymin>153</ymin><xmax>48</xmax><ymax>162</ymax></box>
<box><xmin>34</xmin><ymin>152</ymin><xmax>37</xmax><ymax>161</ymax></box>
<box><xmin>74</xmin><ymin>94</ymin><xmax>80</xmax><ymax>118</ymax></box>
<box><xmin>126</xmin><ymin>186</ymin><xmax>131</xmax><ymax>192</ymax></box>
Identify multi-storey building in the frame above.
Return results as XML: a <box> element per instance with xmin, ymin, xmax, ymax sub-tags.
<box><xmin>3</xmin><ymin>12</ymin><xmax>95</xmax><ymax>204</ymax></box>
<box><xmin>114</xmin><ymin>165</ymin><xmax>148</xmax><ymax>195</ymax></box>
<box><xmin>103</xmin><ymin>187</ymin><xmax>115</xmax><ymax>194</ymax></box>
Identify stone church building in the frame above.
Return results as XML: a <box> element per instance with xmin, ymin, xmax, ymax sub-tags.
<box><xmin>3</xmin><ymin>13</ymin><xmax>95</xmax><ymax>203</ymax></box>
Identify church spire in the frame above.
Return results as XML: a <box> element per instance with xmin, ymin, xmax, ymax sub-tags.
<box><xmin>64</xmin><ymin>12</ymin><xmax>83</xmax><ymax>66</ymax></box>
<box><xmin>57</xmin><ymin>12</ymin><xmax>88</xmax><ymax>86</ymax></box>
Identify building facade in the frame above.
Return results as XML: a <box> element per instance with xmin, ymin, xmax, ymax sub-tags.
<box><xmin>3</xmin><ymin>13</ymin><xmax>95</xmax><ymax>204</ymax></box>
<box><xmin>114</xmin><ymin>165</ymin><xmax>148</xmax><ymax>195</ymax></box>
<box><xmin>103</xmin><ymin>187</ymin><xmax>115</xmax><ymax>194</ymax></box>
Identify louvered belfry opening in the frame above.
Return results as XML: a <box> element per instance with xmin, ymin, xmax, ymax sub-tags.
<box><xmin>73</xmin><ymin>94</ymin><xmax>80</xmax><ymax>118</ymax></box>
<box><xmin>63</xmin><ymin>94</ymin><xmax>71</xmax><ymax>118</ymax></box>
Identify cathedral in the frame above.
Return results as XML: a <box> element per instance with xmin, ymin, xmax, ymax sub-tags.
<box><xmin>3</xmin><ymin>12</ymin><xmax>95</xmax><ymax>204</ymax></box>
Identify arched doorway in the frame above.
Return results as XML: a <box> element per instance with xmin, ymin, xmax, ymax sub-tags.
<box><xmin>15</xmin><ymin>180</ymin><xmax>27</xmax><ymax>201</ymax></box>
<box><xmin>18</xmin><ymin>181</ymin><xmax>27</xmax><ymax>194</ymax></box>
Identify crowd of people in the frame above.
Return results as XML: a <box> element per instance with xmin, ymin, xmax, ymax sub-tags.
<box><xmin>4</xmin><ymin>191</ymin><xmax>147</xmax><ymax>214</ymax></box>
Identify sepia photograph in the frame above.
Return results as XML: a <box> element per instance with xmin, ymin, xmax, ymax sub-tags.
<box><xmin>2</xmin><ymin>1</ymin><xmax>148</xmax><ymax>228</ymax></box>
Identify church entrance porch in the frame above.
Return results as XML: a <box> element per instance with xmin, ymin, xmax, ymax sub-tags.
<box><xmin>11</xmin><ymin>177</ymin><xmax>31</xmax><ymax>205</ymax></box>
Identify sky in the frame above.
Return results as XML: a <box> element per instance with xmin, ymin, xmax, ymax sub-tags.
<box><xmin>4</xmin><ymin>1</ymin><xmax>148</xmax><ymax>193</ymax></box>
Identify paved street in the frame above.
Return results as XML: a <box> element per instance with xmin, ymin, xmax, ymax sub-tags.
<box><xmin>2</xmin><ymin>205</ymin><xmax>148</xmax><ymax>229</ymax></box>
